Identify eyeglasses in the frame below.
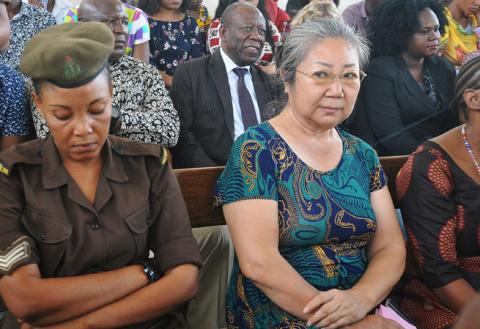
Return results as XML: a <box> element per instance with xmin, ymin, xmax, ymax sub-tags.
<box><xmin>296</xmin><ymin>69</ymin><xmax>366</xmax><ymax>86</ymax></box>
<box><xmin>78</xmin><ymin>16</ymin><xmax>128</xmax><ymax>30</ymax></box>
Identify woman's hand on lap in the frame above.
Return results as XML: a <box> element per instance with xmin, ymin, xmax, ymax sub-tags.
<box><xmin>303</xmin><ymin>289</ymin><xmax>370</xmax><ymax>328</ymax></box>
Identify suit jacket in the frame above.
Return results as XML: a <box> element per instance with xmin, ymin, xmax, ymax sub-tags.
<box><xmin>349</xmin><ymin>55</ymin><xmax>458</xmax><ymax>156</ymax></box>
<box><xmin>170</xmin><ymin>50</ymin><xmax>278</xmax><ymax>168</ymax></box>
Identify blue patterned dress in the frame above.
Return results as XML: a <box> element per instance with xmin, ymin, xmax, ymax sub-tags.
<box><xmin>148</xmin><ymin>15</ymin><xmax>203</xmax><ymax>77</ymax></box>
<box><xmin>214</xmin><ymin>122</ymin><xmax>387</xmax><ymax>328</ymax></box>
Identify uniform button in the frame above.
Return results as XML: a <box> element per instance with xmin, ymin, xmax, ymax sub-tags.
<box><xmin>89</xmin><ymin>223</ymin><xmax>100</xmax><ymax>230</ymax></box>
<box><xmin>146</xmin><ymin>219</ymin><xmax>151</xmax><ymax>225</ymax></box>
<box><xmin>40</xmin><ymin>233</ymin><xmax>46</xmax><ymax>240</ymax></box>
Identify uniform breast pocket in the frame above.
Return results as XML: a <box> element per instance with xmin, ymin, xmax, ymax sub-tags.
<box><xmin>123</xmin><ymin>203</ymin><xmax>154</xmax><ymax>259</ymax></box>
<box><xmin>22</xmin><ymin>207</ymin><xmax>72</xmax><ymax>244</ymax></box>
<box><xmin>21</xmin><ymin>207</ymin><xmax>72</xmax><ymax>274</ymax></box>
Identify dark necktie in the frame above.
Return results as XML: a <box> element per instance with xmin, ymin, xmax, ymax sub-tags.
<box><xmin>233</xmin><ymin>67</ymin><xmax>258</xmax><ymax>130</ymax></box>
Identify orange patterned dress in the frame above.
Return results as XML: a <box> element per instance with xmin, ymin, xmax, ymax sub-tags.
<box><xmin>396</xmin><ymin>141</ymin><xmax>480</xmax><ymax>329</ymax></box>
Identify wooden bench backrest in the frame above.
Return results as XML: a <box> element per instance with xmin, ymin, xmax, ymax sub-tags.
<box><xmin>175</xmin><ymin>155</ymin><xmax>409</xmax><ymax>228</ymax></box>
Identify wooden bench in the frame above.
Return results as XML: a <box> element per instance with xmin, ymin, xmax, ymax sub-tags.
<box><xmin>175</xmin><ymin>155</ymin><xmax>409</xmax><ymax>227</ymax></box>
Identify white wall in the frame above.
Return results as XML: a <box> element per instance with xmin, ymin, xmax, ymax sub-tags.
<box><xmin>202</xmin><ymin>0</ymin><xmax>361</xmax><ymax>17</ymax></box>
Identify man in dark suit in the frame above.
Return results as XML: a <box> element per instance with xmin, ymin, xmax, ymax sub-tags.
<box><xmin>169</xmin><ymin>3</ymin><xmax>279</xmax><ymax>329</ymax></box>
<box><xmin>170</xmin><ymin>2</ymin><xmax>278</xmax><ymax>168</ymax></box>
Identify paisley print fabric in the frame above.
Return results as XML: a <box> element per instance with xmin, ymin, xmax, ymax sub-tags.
<box><xmin>215</xmin><ymin>122</ymin><xmax>387</xmax><ymax>328</ymax></box>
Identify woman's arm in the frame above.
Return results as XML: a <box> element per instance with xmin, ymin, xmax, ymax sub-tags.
<box><xmin>0</xmin><ymin>263</ymin><xmax>148</xmax><ymax>326</ymax></box>
<box><xmin>31</xmin><ymin>264</ymin><xmax>199</xmax><ymax>329</ymax></box>
<box><xmin>433</xmin><ymin>279</ymin><xmax>479</xmax><ymax>313</ymax></box>
<box><xmin>304</xmin><ymin>186</ymin><xmax>406</xmax><ymax>328</ymax></box>
<box><xmin>223</xmin><ymin>199</ymin><xmax>319</xmax><ymax>321</ymax></box>
<box><xmin>132</xmin><ymin>41</ymin><xmax>150</xmax><ymax>63</ymax></box>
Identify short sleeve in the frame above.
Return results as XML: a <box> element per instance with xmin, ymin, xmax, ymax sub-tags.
<box><xmin>146</xmin><ymin>151</ymin><xmax>202</xmax><ymax>274</ymax></box>
<box><xmin>63</xmin><ymin>8</ymin><xmax>78</xmax><ymax>22</ymax></box>
<box><xmin>214</xmin><ymin>131</ymin><xmax>278</xmax><ymax>206</ymax></box>
<box><xmin>0</xmin><ymin>172</ymin><xmax>39</xmax><ymax>276</ymax></box>
<box><xmin>352</xmin><ymin>135</ymin><xmax>388</xmax><ymax>192</ymax></box>
<box><xmin>131</xmin><ymin>8</ymin><xmax>150</xmax><ymax>44</ymax></box>
<box><xmin>367</xmin><ymin>150</ymin><xmax>388</xmax><ymax>192</ymax></box>
<box><xmin>397</xmin><ymin>147</ymin><xmax>461</xmax><ymax>288</ymax></box>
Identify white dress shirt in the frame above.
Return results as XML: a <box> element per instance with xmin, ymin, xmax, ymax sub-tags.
<box><xmin>220</xmin><ymin>48</ymin><xmax>262</xmax><ymax>140</ymax></box>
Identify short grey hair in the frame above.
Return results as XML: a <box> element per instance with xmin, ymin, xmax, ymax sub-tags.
<box><xmin>277</xmin><ymin>19</ymin><xmax>370</xmax><ymax>85</ymax></box>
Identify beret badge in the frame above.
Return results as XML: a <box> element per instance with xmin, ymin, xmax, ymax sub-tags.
<box><xmin>63</xmin><ymin>55</ymin><xmax>82</xmax><ymax>81</ymax></box>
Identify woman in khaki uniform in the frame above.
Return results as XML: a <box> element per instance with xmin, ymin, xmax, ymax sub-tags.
<box><xmin>0</xmin><ymin>22</ymin><xmax>201</xmax><ymax>329</ymax></box>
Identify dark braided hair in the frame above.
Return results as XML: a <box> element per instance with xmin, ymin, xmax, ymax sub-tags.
<box><xmin>369</xmin><ymin>0</ymin><xmax>447</xmax><ymax>58</ymax></box>
<box><xmin>452</xmin><ymin>56</ymin><xmax>480</xmax><ymax>121</ymax></box>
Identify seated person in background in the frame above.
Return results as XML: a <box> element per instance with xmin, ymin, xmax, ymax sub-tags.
<box><xmin>33</xmin><ymin>0</ymin><xmax>179</xmax><ymax>147</ymax></box>
<box><xmin>0</xmin><ymin>0</ymin><xmax>33</xmax><ymax>149</ymax></box>
<box><xmin>139</xmin><ymin>0</ymin><xmax>203</xmax><ymax>89</ymax></box>
<box><xmin>0</xmin><ymin>0</ymin><xmax>55</xmax><ymax>70</ymax></box>
<box><xmin>350</xmin><ymin>0</ymin><xmax>458</xmax><ymax>156</ymax></box>
<box><xmin>0</xmin><ymin>22</ymin><xmax>201</xmax><ymax>329</ymax></box>
<box><xmin>24</xmin><ymin>0</ymin><xmax>81</xmax><ymax>24</ymax></box>
<box><xmin>170</xmin><ymin>3</ymin><xmax>279</xmax><ymax>328</ymax></box>
<box><xmin>341</xmin><ymin>0</ymin><xmax>384</xmax><ymax>37</ymax></box>
<box><xmin>290</xmin><ymin>0</ymin><xmax>341</xmax><ymax>27</ymax></box>
<box><xmin>65</xmin><ymin>0</ymin><xmax>151</xmax><ymax>63</ymax></box>
<box><xmin>215</xmin><ymin>19</ymin><xmax>406</xmax><ymax>328</ymax></box>
<box><xmin>397</xmin><ymin>55</ymin><xmax>480</xmax><ymax>329</ymax></box>
<box><xmin>286</xmin><ymin>0</ymin><xmax>338</xmax><ymax>19</ymax></box>
<box><xmin>440</xmin><ymin>0</ymin><xmax>480</xmax><ymax>67</ymax></box>
<box><xmin>207</xmin><ymin>0</ymin><xmax>282</xmax><ymax>74</ymax></box>
<box><xmin>186</xmin><ymin>0</ymin><xmax>212</xmax><ymax>49</ymax></box>
<box><xmin>264</xmin><ymin>0</ymin><xmax>290</xmax><ymax>37</ymax></box>
<box><xmin>0</xmin><ymin>0</ymin><xmax>10</xmax><ymax>52</ymax></box>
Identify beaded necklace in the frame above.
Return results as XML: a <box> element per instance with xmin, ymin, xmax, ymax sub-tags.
<box><xmin>461</xmin><ymin>124</ymin><xmax>480</xmax><ymax>176</ymax></box>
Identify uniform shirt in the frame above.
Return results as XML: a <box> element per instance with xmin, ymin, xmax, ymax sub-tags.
<box><xmin>32</xmin><ymin>56</ymin><xmax>180</xmax><ymax>147</ymax></box>
<box><xmin>0</xmin><ymin>2</ymin><xmax>55</xmax><ymax>70</ymax></box>
<box><xmin>65</xmin><ymin>4</ymin><xmax>150</xmax><ymax>57</ymax></box>
<box><xmin>0</xmin><ymin>135</ymin><xmax>202</xmax><ymax>328</ymax></box>
<box><xmin>0</xmin><ymin>64</ymin><xmax>33</xmax><ymax>137</ymax></box>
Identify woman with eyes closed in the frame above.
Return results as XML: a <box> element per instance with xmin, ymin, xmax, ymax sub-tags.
<box><xmin>214</xmin><ymin>20</ymin><xmax>405</xmax><ymax>329</ymax></box>
<box><xmin>0</xmin><ymin>22</ymin><xmax>201</xmax><ymax>329</ymax></box>
<box><xmin>349</xmin><ymin>0</ymin><xmax>458</xmax><ymax>156</ymax></box>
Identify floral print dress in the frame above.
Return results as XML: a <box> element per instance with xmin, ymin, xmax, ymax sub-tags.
<box><xmin>148</xmin><ymin>15</ymin><xmax>203</xmax><ymax>76</ymax></box>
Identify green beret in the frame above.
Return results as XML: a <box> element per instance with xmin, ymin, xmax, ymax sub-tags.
<box><xmin>20</xmin><ymin>22</ymin><xmax>114</xmax><ymax>88</ymax></box>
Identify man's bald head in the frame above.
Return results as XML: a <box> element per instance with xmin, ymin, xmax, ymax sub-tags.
<box><xmin>221</xmin><ymin>2</ymin><xmax>264</xmax><ymax>28</ymax></box>
<box><xmin>78</xmin><ymin>0</ymin><xmax>128</xmax><ymax>62</ymax></box>
<box><xmin>79</xmin><ymin>0</ymin><xmax>122</xmax><ymax>20</ymax></box>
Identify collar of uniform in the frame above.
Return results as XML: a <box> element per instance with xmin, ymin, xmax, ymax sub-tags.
<box><xmin>102</xmin><ymin>137</ymin><xmax>129</xmax><ymax>183</ymax></box>
<box><xmin>41</xmin><ymin>135</ymin><xmax>128</xmax><ymax>189</ymax></box>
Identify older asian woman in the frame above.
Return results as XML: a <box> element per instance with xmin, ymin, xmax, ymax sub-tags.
<box><xmin>0</xmin><ymin>22</ymin><xmax>201</xmax><ymax>329</ymax></box>
<box><xmin>214</xmin><ymin>20</ymin><xmax>406</xmax><ymax>329</ymax></box>
<box><xmin>397</xmin><ymin>56</ymin><xmax>480</xmax><ymax>329</ymax></box>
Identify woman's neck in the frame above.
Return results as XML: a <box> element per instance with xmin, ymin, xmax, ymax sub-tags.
<box><xmin>401</xmin><ymin>51</ymin><xmax>424</xmax><ymax>70</ymax></box>
<box><xmin>448</xmin><ymin>3</ymin><xmax>469</xmax><ymax>27</ymax></box>
<box><xmin>151</xmin><ymin>8</ymin><xmax>184</xmax><ymax>21</ymax></box>
<box><xmin>272</xmin><ymin>106</ymin><xmax>337</xmax><ymax>142</ymax></box>
<box><xmin>465</xmin><ymin>118</ymin><xmax>480</xmax><ymax>156</ymax></box>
